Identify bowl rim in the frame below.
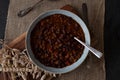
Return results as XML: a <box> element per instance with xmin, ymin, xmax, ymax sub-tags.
<box><xmin>26</xmin><ymin>9</ymin><xmax>91</xmax><ymax>74</ymax></box>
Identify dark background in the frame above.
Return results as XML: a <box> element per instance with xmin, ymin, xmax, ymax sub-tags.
<box><xmin>0</xmin><ymin>0</ymin><xmax>9</xmax><ymax>39</ymax></box>
<box><xmin>105</xmin><ymin>0</ymin><xmax>120</xmax><ymax>80</ymax></box>
<box><xmin>0</xmin><ymin>0</ymin><xmax>120</xmax><ymax>80</ymax></box>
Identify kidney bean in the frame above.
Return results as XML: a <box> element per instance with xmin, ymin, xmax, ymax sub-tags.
<box><xmin>31</xmin><ymin>14</ymin><xmax>85</xmax><ymax>68</ymax></box>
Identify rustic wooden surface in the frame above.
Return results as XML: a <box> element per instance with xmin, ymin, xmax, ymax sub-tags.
<box><xmin>2</xmin><ymin>0</ymin><xmax>105</xmax><ymax>80</ymax></box>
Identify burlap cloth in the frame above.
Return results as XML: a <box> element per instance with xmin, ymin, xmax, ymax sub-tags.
<box><xmin>2</xmin><ymin>0</ymin><xmax>105</xmax><ymax>80</ymax></box>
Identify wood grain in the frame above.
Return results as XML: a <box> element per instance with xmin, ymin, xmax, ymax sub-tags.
<box><xmin>1</xmin><ymin>0</ymin><xmax>105</xmax><ymax>80</ymax></box>
<box><xmin>8</xmin><ymin>32</ymin><xmax>26</xmax><ymax>50</ymax></box>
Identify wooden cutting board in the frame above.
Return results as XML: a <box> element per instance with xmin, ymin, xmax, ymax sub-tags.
<box><xmin>1</xmin><ymin>0</ymin><xmax>105</xmax><ymax>80</ymax></box>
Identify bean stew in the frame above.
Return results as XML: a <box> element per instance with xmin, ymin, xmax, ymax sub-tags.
<box><xmin>30</xmin><ymin>14</ymin><xmax>85</xmax><ymax>68</ymax></box>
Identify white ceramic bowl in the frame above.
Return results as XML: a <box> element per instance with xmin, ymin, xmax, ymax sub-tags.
<box><xmin>26</xmin><ymin>10</ymin><xmax>91</xmax><ymax>74</ymax></box>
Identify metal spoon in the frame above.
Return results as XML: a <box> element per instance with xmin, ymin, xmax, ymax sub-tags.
<box><xmin>74</xmin><ymin>37</ymin><xmax>103</xmax><ymax>58</ymax></box>
<box><xmin>17</xmin><ymin>0</ymin><xmax>44</xmax><ymax>17</ymax></box>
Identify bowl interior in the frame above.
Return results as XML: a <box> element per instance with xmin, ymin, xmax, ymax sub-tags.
<box><xmin>26</xmin><ymin>10</ymin><xmax>90</xmax><ymax>74</ymax></box>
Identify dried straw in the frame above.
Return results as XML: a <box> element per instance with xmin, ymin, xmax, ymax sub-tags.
<box><xmin>0</xmin><ymin>39</ymin><xmax>57</xmax><ymax>80</ymax></box>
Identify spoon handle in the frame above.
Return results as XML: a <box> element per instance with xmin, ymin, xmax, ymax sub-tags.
<box><xmin>17</xmin><ymin>7</ymin><xmax>33</xmax><ymax>17</ymax></box>
<box><xmin>17</xmin><ymin>0</ymin><xmax>43</xmax><ymax>17</ymax></box>
<box><xmin>74</xmin><ymin>37</ymin><xmax>103</xmax><ymax>58</ymax></box>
